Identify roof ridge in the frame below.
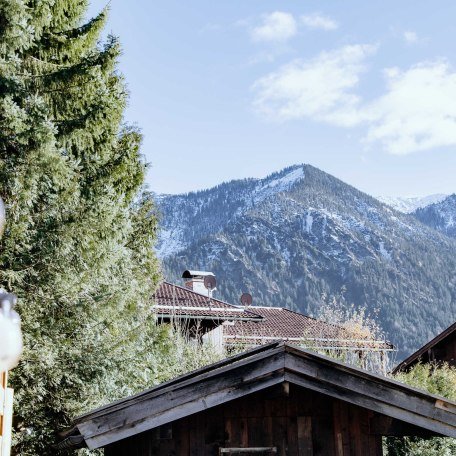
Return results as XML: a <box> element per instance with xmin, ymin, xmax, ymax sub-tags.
<box><xmin>157</xmin><ymin>281</ymin><xmax>263</xmax><ymax>319</ymax></box>
<box><xmin>64</xmin><ymin>341</ymin><xmax>456</xmax><ymax>450</ymax></box>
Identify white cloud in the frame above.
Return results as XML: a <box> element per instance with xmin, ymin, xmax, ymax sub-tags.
<box><xmin>301</xmin><ymin>13</ymin><xmax>338</xmax><ymax>31</ymax></box>
<box><xmin>364</xmin><ymin>61</ymin><xmax>456</xmax><ymax>154</ymax></box>
<box><xmin>251</xmin><ymin>12</ymin><xmax>297</xmax><ymax>43</ymax></box>
<box><xmin>252</xmin><ymin>45</ymin><xmax>376</xmax><ymax>124</ymax></box>
<box><xmin>252</xmin><ymin>47</ymin><xmax>456</xmax><ymax>155</ymax></box>
<box><xmin>403</xmin><ymin>31</ymin><xmax>418</xmax><ymax>44</ymax></box>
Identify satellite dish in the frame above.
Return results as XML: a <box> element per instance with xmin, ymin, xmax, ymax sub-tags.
<box><xmin>240</xmin><ymin>293</ymin><xmax>253</xmax><ymax>307</ymax></box>
<box><xmin>203</xmin><ymin>275</ymin><xmax>216</xmax><ymax>291</ymax></box>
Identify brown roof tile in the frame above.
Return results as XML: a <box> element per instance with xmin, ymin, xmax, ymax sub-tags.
<box><xmin>152</xmin><ymin>282</ymin><xmax>263</xmax><ymax>321</ymax></box>
<box><xmin>153</xmin><ymin>282</ymin><xmax>392</xmax><ymax>350</ymax></box>
<box><xmin>223</xmin><ymin>306</ymin><xmax>393</xmax><ymax>350</ymax></box>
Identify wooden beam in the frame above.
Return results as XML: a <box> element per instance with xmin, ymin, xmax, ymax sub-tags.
<box><xmin>1</xmin><ymin>388</ymin><xmax>12</xmax><ymax>456</ymax></box>
<box><xmin>284</xmin><ymin>352</ymin><xmax>455</xmax><ymax>428</ymax></box>
<box><xmin>297</xmin><ymin>416</ymin><xmax>312</xmax><ymax>456</ymax></box>
<box><xmin>76</xmin><ymin>343</ymin><xmax>284</xmax><ymax>423</ymax></box>
<box><xmin>283</xmin><ymin>370</ymin><xmax>456</xmax><ymax>438</ymax></box>
<box><xmin>369</xmin><ymin>415</ymin><xmax>436</xmax><ymax>437</ymax></box>
<box><xmin>219</xmin><ymin>448</ymin><xmax>277</xmax><ymax>454</ymax></box>
<box><xmin>0</xmin><ymin>372</ymin><xmax>12</xmax><ymax>456</ymax></box>
<box><xmin>80</xmin><ymin>353</ymin><xmax>286</xmax><ymax>449</ymax></box>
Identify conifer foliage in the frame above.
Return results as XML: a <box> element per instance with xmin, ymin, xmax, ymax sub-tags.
<box><xmin>0</xmin><ymin>1</ymin><xmax>160</xmax><ymax>453</ymax></box>
<box><xmin>387</xmin><ymin>363</ymin><xmax>456</xmax><ymax>455</ymax></box>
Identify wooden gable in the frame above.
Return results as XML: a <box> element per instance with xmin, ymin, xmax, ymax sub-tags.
<box><xmin>394</xmin><ymin>321</ymin><xmax>456</xmax><ymax>373</ymax></box>
<box><xmin>58</xmin><ymin>342</ymin><xmax>456</xmax><ymax>453</ymax></box>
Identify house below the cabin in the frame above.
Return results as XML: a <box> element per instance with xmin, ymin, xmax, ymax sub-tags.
<box><xmin>152</xmin><ymin>271</ymin><xmax>394</xmax><ymax>371</ymax></box>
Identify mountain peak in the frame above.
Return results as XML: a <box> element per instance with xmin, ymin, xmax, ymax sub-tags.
<box><xmin>155</xmin><ymin>164</ymin><xmax>456</xmax><ymax>357</ymax></box>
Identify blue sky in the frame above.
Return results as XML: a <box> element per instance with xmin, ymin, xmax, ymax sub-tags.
<box><xmin>88</xmin><ymin>1</ymin><xmax>456</xmax><ymax>197</ymax></box>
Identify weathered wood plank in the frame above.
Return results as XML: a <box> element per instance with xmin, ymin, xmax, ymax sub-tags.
<box><xmin>81</xmin><ymin>352</ymin><xmax>285</xmax><ymax>440</ymax></box>
<box><xmin>284</xmin><ymin>371</ymin><xmax>456</xmax><ymax>438</ymax></box>
<box><xmin>271</xmin><ymin>417</ymin><xmax>287</xmax><ymax>456</ymax></box>
<box><xmin>284</xmin><ymin>355</ymin><xmax>456</xmax><ymax>438</ymax></box>
<box><xmin>313</xmin><ymin>415</ymin><xmax>334</xmax><ymax>456</ymax></box>
<box><xmin>76</xmin><ymin>343</ymin><xmax>285</xmax><ymax>422</ymax></box>
<box><xmin>176</xmin><ymin>417</ymin><xmax>189</xmax><ymax>456</ymax></box>
<box><xmin>84</xmin><ymin>370</ymin><xmax>285</xmax><ymax>449</ymax></box>
<box><xmin>297</xmin><ymin>416</ymin><xmax>312</xmax><ymax>456</ymax></box>
<box><xmin>285</xmin><ymin>352</ymin><xmax>455</xmax><ymax>424</ymax></box>
<box><xmin>286</xmin><ymin>415</ymin><xmax>298</xmax><ymax>455</ymax></box>
<box><xmin>347</xmin><ymin>405</ymin><xmax>362</xmax><ymax>456</ymax></box>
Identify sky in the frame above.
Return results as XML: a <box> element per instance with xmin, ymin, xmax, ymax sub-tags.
<box><xmin>88</xmin><ymin>1</ymin><xmax>456</xmax><ymax>197</ymax></box>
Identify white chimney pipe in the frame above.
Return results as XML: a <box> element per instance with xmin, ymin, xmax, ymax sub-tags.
<box><xmin>182</xmin><ymin>270</ymin><xmax>216</xmax><ymax>296</ymax></box>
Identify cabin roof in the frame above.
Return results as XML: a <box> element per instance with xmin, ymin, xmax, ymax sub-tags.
<box><xmin>152</xmin><ymin>281</ymin><xmax>263</xmax><ymax>321</ymax></box>
<box><xmin>58</xmin><ymin>342</ymin><xmax>456</xmax><ymax>450</ymax></box>
<box><xmin>224</xmin><ymin>306</ymin><xmax>393</xmax><ymax>350</ymax></box>
<box><xmin>393</xmin><ymin>321</ymin><xmax>456</xmax><ymax>373</ymax></box>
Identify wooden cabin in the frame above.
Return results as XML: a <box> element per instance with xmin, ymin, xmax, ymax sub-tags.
<box><xmin>394</xmin><ymin>321</ymin><xmax>456</xmax><ymax>373</ymax></box>
<box><xmin>57</xmin><ymin>342</ymin><xmax>456</xmax><ymax>455</ymax></box>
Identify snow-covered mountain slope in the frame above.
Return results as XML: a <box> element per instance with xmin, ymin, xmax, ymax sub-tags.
<box><xmin>377</xmin><ymin>194</ymin><xmax>447</xmax><ymax>213</ymax></box>
<box><xmin>155</xmin><ymin>166</ymin><xmax>305</xmax><ymax>258</ymax></box>
<box><xmin>155</xmin><ymin>164</ymin><xmax>456</xmax><ymax>356</ymax></box>
<box><xmin>413</xmin><ymin>194</ymin><xmax>456</xmax><ymax>238</ymax></box>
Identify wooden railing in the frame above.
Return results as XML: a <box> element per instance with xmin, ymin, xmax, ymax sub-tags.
<box><xmin>0</xmin><ymin>372</ymin><xmax>13</xmax><ymax>456</ymax></box>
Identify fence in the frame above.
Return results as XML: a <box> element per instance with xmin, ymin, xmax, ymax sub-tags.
<box><xmin>0</xmin><ymin>372</ymin><xmax>13</xmax><ymax>456</ymax></box>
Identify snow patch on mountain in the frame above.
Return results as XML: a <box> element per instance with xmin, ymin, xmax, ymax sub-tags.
<box><xmin>260</xmin><ymin>166</ymin><xmax>304</xmax><ymax>192</ymax></box>
<box><xmin>156</xmin><ymin>166</ymin><xmax>306</xmax><ymax>258</ymax></box>
<box><xmin>156</xmin><ymin>227</ymin><xmax>185</xmax><ymax>258</ymax></box>
<box><xmin>305</xmin><ymin>212</ymin><xmax>313</xmax><ymax>234</ymax></box>
<box><xmin>378</xmin><ymin>241</ymin><xmax>391</xmax><ymax>260</ymax></box>
<box><xmin>378</xmin><ymin>194</ymin><xmax>447</xmax><ymax>213</ymax></box>
<box><xmin>251</xmin><ymin>166</ymin><xmax>305</xmax><ymax>205</ymax></box>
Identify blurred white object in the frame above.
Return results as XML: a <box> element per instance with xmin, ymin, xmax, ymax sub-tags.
<box><xmin>0</xmin><ymin>311</ymin><xmax>22</xmax><ymax>372</ymax></box>
<box><xmin>0</xmin><ymin>291</ymin><xmax>22</xmax><ymax>372</ymax></box>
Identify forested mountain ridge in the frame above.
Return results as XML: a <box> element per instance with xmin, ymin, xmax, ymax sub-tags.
<box><xmin>156</xmin><ymin>165</ymin><xmax>456</xmax><ymax>356</ymax></box>
<box><xmin>412</xmin><ymin>194</ymin><xmax>456</xmax><ymax>238</ymax></box>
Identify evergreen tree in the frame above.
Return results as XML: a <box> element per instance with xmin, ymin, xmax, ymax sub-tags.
<box><xmin>0</xmin><ymin>1</ymin><xmax>161</xmax><ymax>453</ymax></box>
<box><xmin>386</xmin><ymin>363</ymin><xmax>456</xmax><ymax>455</ymax></box>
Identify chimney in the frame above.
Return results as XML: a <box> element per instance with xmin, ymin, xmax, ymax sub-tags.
<box><xmin>182</xmin><ymin>270</ymin><xmax>216</xmax><ymax>296</ymax></box>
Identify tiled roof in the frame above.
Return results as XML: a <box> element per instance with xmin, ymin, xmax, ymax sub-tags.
<box><xmin>223</xmin><ymin>306</ymin><xmax>393</xmax><ymax>350</ymax></box>
<box><xmin>153</xmin><ymin>282</ymin><xmax>392</xmax><ymax>350</ymax></box>
<box><xmin>152</xmin><ymin>282</ymin><xmax>263</xmax><ymax>321</ymax></box>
